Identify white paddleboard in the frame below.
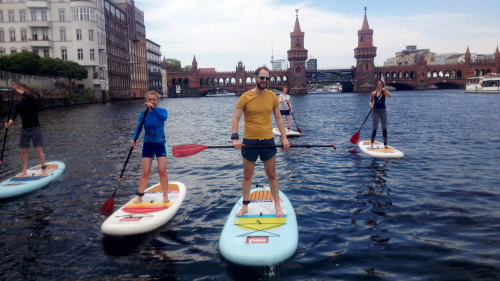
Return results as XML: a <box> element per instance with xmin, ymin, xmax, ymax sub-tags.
<box><xmin>272</xmin><ymin>127</ymin><xmax>301</xmax><ymax>137</ymax></box>
<box><xmin>219</xmin><ymin>186</ymin><xmax>298</xmax><ymax>266</ymax></box>
<box><xmin>0</xmin><ymin>161</ymin><xmax>65</xmax><ymax>199</ymax></box>
<box><xmin>101</xmin><ymin>181</ymin><xmax>186</xmax><ymax>236</ymax></box>
<box><xmin>358</xmin><ymin>140</ymin><xmax>404</xmax><ymax>159</ymax></box>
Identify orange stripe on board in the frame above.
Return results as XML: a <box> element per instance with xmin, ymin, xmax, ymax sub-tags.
<box><xmin>148</xmin><ymin>183</ymin><xmax>179</xmax><ymax>193</ymax></box>
<box><xmin>33</xmin><ymin>164</ymin><xmax>59</xmax><ymax>170</ymax></box>
<box><xmin>363</xmin><ymin>141</ymin><xmax>382</xmax><ymax>145</ymax></box>
<box><xmin>368</xmin><ymin>148</ymin><xmax>394</xmax><ymax>152</ymax></box>
<box><xmin>123</xmin><ymin>202</ymin><xmax>173</xmax><ymax>214</ymax></box>
<box><xmin>249</xmin><ymin>190</ymin><xmax>281</xmax><ymax>202</ymax></box>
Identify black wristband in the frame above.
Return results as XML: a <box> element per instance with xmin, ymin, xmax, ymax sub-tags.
<box><xmin>231</xmin><ymin>133</ymin><xmax>239</xmax><ymax>140</ymax></box>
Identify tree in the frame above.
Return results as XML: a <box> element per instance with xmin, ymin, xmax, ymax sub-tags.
<box><xmin>66</xmin><ymin>61</ymin><xmax>88</xmax><ymax>81</ymax></box>
<box><xmin>0</xmin><ymin>51</ymin><xmax>41</xmax><ymax>74</ymax></box>
<box><xmin>183</xmin><ymin>65</ymin><xmax>192</xmax><ymax>71</ymax></box>
<box><xmin>39</xmin><ymin>57</ymin><xmax>67</xmax><ymax>77</ymax></box>
<box><xmin>166</xmin><ymin>58</ymin><xmax>181</xmax><ymax>71</ymax></box>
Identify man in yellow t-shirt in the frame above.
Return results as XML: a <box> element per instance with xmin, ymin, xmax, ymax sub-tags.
<box><xmin>231</xmin><ymin>66</ymin><xmax>290</xmax><ymax>217</ymax></box>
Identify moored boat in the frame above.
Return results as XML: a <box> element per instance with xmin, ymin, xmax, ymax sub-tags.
<box><xmin>466</xmin><ymin>76</ymin><xmax>500</xmax><ymax>93</ymax></box>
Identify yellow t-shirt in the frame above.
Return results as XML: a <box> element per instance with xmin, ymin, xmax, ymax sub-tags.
<box><xmin>236</xmin><ymin>89</ymin><xmax>279</xmax><ymax>139</ymax></box>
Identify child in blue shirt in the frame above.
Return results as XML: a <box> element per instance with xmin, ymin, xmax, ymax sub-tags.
<box><xmin>131</xmin><ymin>91</ymin><xmax>169</xmax><ymax>203</ymax></box>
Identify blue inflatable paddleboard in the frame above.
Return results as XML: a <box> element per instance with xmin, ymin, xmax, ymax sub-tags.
<box><xmin>219</xmin><ymin>186</ymin><xmax>298</xmax><ymax>266</ymax></box>
<box><xmin>0</xmin><ymin>161</ymin><xmax>65</xmax><ymax>199</ymax></box>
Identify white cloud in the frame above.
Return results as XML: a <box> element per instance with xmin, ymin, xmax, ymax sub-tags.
<box><xmin>138</xmin><ymin>0</ymin><xmax>500</xmax><ymax>71</ymax></box>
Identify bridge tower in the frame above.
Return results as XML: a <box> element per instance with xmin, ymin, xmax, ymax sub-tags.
<box><xmin>287</xmin><ymin>9</ymin><xmax>308</xmax><ymax>95</ymax></box>
<box><xmin>354</xmin><ymin>7</ymin><xmax>377</xmax><ymax>92</ymax></box>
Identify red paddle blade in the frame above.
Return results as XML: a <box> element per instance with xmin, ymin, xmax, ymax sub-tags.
<box><xmin>100</xmin><ymin>197</ymin><xmax>114</xmax><ymax>216</ymax></box>
<box><xmin>350</xmin><ymin>131</ymin><xmax>360</xmax><ymax>144</ymax></box>
<box><xmin>172</xmin><ymin>144</ymin><xmax>209</xmax><ymax>158</ymax></box>
<box><xmin>297</xmin><ymin>128</ymin><xmax>302</xmax><ymax>133</ymax></box>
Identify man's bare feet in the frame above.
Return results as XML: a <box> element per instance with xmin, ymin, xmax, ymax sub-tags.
<box><xmin>275</xmin><ymin>203</ymin><xmax>284</xmax><ymax>217</ymax></box>
<box><xmin>41</xmin><ymin>169</ymin><xmax>47</xmax><ymax>176</ymax></box>
<box><xmin>134</xmin><ymin>196</ymin><xmax>143</xmax><ymax>204</ymax></box>
<box><xmin>236</xmin><ymin>205</ymin><xmax>248</xmax><ymax>217</ymax></box>
<box><xmin>163</xmin><ymin>194</ymin><xmax>170</xmax><ymax>204</ymax></box>
<box><xmin>20</xmin><ymin>171</ymin><xmax>27</xmax><ymax>176</ymax></box>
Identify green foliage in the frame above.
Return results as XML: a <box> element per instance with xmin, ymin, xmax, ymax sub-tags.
<box><xmin>166</xmin><ymin>58</ymin><xmax>182</xmax><ymax>71</ymax></box>
<box><xmin>0</xmin><ymin>52</ymin><xmax>88</xmax><ymax>81</ymax></box>
<box><xmin>1</xmin><ymin>51</ymin><xmax>41</xmax><ymax>75</ymax></box>
<box><xmin>39</xmin><ymin>57</ymin><xmax>66</xmax><ymax>77</ymax></box>
<box><xmin>183</xmin><ymin>65</ymin><xmax>192</xmax><ymax>71</ymax></box>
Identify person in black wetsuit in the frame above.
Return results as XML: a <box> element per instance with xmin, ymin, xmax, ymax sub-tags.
<box><xmin>5</xmin><ymin>82</ymin><xmax>47</xmax><ymax>176</ymax></box>
<box><xmin>369</xmin><ymin>80</ymin><xmax>393</xmax><ymax>149</ymax></box>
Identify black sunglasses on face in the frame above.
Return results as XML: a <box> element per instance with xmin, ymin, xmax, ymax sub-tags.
<box><xmin>256</xmin><ymin>75</ymin><xmax>270</xmax><ymax>81</ymax></box>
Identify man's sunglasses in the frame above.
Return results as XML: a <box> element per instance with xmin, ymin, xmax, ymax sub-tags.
<box><xmin>256</xmin><ymin>75</ymin><xmax>271</xmax><ymax>81</ymax></box>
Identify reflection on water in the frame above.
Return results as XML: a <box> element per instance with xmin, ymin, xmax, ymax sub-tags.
<box><xmin>0</xmin><ymin>90</ymin><xmax>499</xmax><ymax>279</ymax></box>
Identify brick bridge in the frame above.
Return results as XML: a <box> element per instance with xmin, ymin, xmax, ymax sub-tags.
<box><xmin>167</xmin><ymin>60</ymin><xmax>290</xmax><ymax>97</ymax></box>
<box><xmin>373</xmin><ymin>47</ymin><xmax>500</xmax><ymax>91</ymax></box>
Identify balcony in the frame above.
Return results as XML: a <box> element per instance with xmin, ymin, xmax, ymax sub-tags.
<box><xmin>28</xmin><ymin>21</ymin><xmax>49</xmax><ymax>28</ymax></box>
<box><xmin>26</xmin><ymin>1</ymin><xmax>48</xmax><ymax>8</ymax></box>
<box><xmin>29</xmin><ymin>39</ymin><xmax>50</xmax><ymax>47</ymax></box>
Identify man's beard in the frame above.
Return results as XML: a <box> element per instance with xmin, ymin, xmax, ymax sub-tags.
<box><xmin>256</xmin><ymin>83</ymin><xmax>267</xmax><ymax>90</ymax></box>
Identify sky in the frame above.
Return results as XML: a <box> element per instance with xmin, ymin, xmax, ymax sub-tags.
<box><xmin>136</xmin><ymin>0</ymin><xmax>500</xmax><ymax>71</ymax></box>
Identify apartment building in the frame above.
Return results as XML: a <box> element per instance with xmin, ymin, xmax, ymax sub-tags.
<box><xmin>0</xmin><ymin>0</ymin><xmax>109</xmax><ymax>91</ymax></box>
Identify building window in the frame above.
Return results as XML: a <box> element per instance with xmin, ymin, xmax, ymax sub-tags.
<box><xmin>32</xmin><ymin>31</ymin><xmax>38</xmax><ymax>41</ymax></box>
<box><xmin>0</xmin><ymin>11</ymin><xmax>3</xmax><ymax>23</ymax></box>
<box><xmin>0</xmin><ymin>30</ymin><xmax>4</xmax><ymax>42</ymax></box>
<box><xmin>33</xmin><ymin>49</ymin><xmax>39</xmax><ymax>55</ymax></box>
<box><xmin>60</xmin><ymin>29</ymin><xmax>66</xmax><ymax>41</ymax></box>
<box><xmin>8</xmin><ymin>10</ymin><xmax>15</xmax><ymax>22</ymax></box>
<box><xmin>0</xmin><ymin>49</ymin><xmax>5</xmax><ymax>57</ymax></box>
<box><xmin>59</xmin><ymin>9</ymin><xmax>65</xmax><ymax>21</ymax></box>
<box><xmin>9</xmin><ymin>29</ymin><xmax>15</xmax><ymax>42</ymax></box>
<box><xmin>19</xmin><ymin>10</ymin><xmax>25</xmax><ymax>22</ymax></box>
<box><xmin>41</xmin><ymin>10</ymin><xmax>47</xmax><ymax>21</ymax></box>
<box><xmin>43</xmin><ymin>49</ymin><xmax>49</xmax><ymax>57</ymax></box>
<box><xmin>42</xmin><ymin>29</ymin><xmax>48</xmax><ymax>40</ymax></box>
<box><xmin>61</xmin><ymin>48</ymin><xmax>67</xmax><ymax>60</ymax></box>
<box><xmin>89</xmin><ymin>29</ymin><xmax>94</xmax><ymax>41</ymax></box>
<box><xmin>21</xmin><ymin>29</ymin><xmax>27</xmax><ymax>41</ymax></box>
<box><xmin>30</xmin><ymin>10</ymin><xmax>36</xmax><ymax>21</ymax></box>
<box><xmin>90</xmin><ymin>49</ymin><xmax>95</xmax><ymax>60</ymax></box>
<box><xmin>77</xmin><ymin>48</ymin><xmax>83</xmax><ymax>60</ymax></box>
<box><xmin>76</xmin><ymin>29</ymin><xmax>82</xmax><ymax>40</ymax></box>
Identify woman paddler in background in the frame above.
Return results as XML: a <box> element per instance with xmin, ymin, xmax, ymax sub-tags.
<box><xmin>369</xmin><ymin>80</ymin><xmax>392</xmax><ymax>149</ymax></box>
<box><xmin>131</xmin><ymin>91</ymin><xmax>169</xmax><ymax>203</ymax></box>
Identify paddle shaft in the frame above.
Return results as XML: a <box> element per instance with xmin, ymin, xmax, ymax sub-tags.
<box><xmin>204</xmin><ymin>144</ymin><xmax>335</xmax><ymax>149</ymax></box>
<box><xmin>286</xmin><ymin>99</ymin><xmax>301</xmax><ymax>132</ymax></box>
<box><xmin>110</xmin><ymin>108</ymin><xmax>148</xmax><ymax>198</ymax></box>
<box><xmin>0</xmin><ymin>90</ymin><xmax>16</xmax><ymax>164</ymax></box>
<box><xmin>357</xmin><ymin>108</ymin><xmax>373</xmax><ymax>132</ymax></box>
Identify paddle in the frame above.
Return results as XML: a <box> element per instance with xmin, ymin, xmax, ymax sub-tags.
<box><xmin>0</xmin><ymin>90</ymin><xmax>16</xmax><ymax>167</ymax></box>
<box><xmin>172</xmin><ymin>143</ymin><xmax>336</xmax><ymax>158</ymax></box>
<box><xmin>101</xmin><ymin>108</ymin><xmax>148</xmax><ymax>216</ymax></box>
<box><xmin>286</xmin><ymin>100</ymin><xmax>302</xmax><ymax>133</ymax></box>
<box><xmin>349</xmin><ymin>108</ymin><xmax>372</xmax><ymax>144</ymax></box>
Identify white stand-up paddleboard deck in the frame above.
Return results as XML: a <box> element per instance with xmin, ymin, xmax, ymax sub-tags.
<box><xmin>219</xmin><ymin>186</ymin><xmax>298</xmax><ymax>266</ymax></box>
<box><xmin>0</xmin><ymin>161</ymin><xmax>65</xmax><ymax>199</ymax></box>
<box><xmin>101</xmin><ymin>181</ymin><xmax>186</xmax><ymax>236</ymax></box>
<box><xmin>358</xmin><ymin>140</ymin><xmax>404</xmax><ymax>159</ymax></box>
<box><xmin>272</xmin><ymin>127</ymin><xmax>301</xmax><ymax>137</ymax></box>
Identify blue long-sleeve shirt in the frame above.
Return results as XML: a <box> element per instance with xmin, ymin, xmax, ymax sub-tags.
<box><xmin>132</xmin><ymin>107</ymin><xmax>168</xmax><ymax>143</ymax></box>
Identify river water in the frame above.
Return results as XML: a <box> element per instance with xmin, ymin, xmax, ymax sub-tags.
<box><xmin>0</xmin><ymin>89</ymin><xmax>499</xmax><ymax>280</ymax></box>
